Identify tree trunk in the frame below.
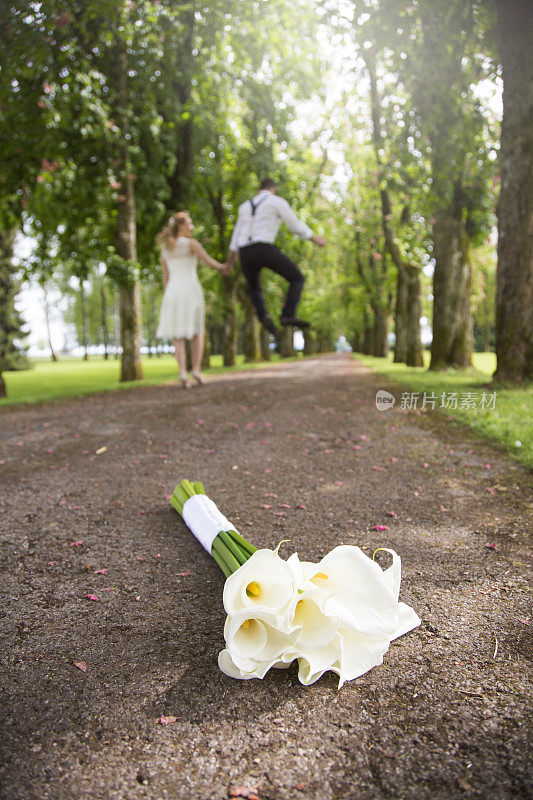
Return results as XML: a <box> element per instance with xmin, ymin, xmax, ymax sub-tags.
<box><xmin>243</xmin><ymin>297</ymin><xmax>261</xmax><ymax>362</ymax></box>
<box><xmin>430</xmin><ymin>211</ymin><xmax>473</xmax><ymax>369</ymax></box>
<box><xmin>372</xmin><ymin>304</ymin><xmax>388</xmax><ymax>357</ymax></box>
<box><xmin>244</xmin><ymin>304</ymin><xmax>261</xmax><ymax>363</ymax></box>
<box><xmin>113</xmin><ymin>288</ymin><xmax>120</xmax><ymax>359</ymax></box>
<box><xmin>146</xmin><ymin>286</ymin><xmax>157</xmax><ymax>357</ymax></box>
<box><xmin>222</xmin><ymin>276</ymin><xmax>238</xmax><ymax>367</ymax></box>
<box><xmin>362</xmin><ymin>308</ymin><xmax>374</xmax><ymax>355</ymax></box>
<box><xmin>280</xmin><ymin>326</ymin><xmax>295</xmax><ymax>358</ymax></box>
<box><xmin>365</xmin><ymin>51</ymin><xmax>423</xmax><ymax>367</ymax></box>
<box><xmin>43</xmin><ymin>287</ymin><xmax>58</xmax><ymax>362</ymax></box>
<box><xmin>406</xmin><ymin>269</ymin><xmax>424</xmax><ymax>367</ymax></box>
<box><xmin>493</xmin><ymin>0</ymin><xmax>533</xmax><ymax>383</ymax></box>
<box><xmin>260</xmin><ymin>327</ymin><xmax>271</xmax><ymax>360</ymax></box>
<box><xmin>394</xmin><ymin>268</ymin><xmax>408</xmax><ymax>363</ymax></box>
<box><xmin>118</xmin><ymin>283</ymin><xmax>142</xmax><ymax>381</ymax></box>
<box><xmin>168</xmin><ymin>9</ymin><xmax>194</xmax><ymax>211</ymax></box>
<box><xmin>113</xmin><ymin>42</ymin><xmax>143</xmax><ymax>382</ymax></box>
<box><xmin>0</xmin><ymin>227</ymin><xmax>18</xmax><ymax>397</ymax></box>
<box><xmin>202</xmin><ymin>327</ymin><xmax>210</xmax><ymax>369</ymax></box>
<box><xmin>100</xmin><ymin>276</ymin><xmax>109</xmax><ymax>359</ymax></box>
<box><xmin>80</xmin><ymin>281</ymin><xmax>89</xmax><ymax>361</ymax></box>
<box><xmin>303</xmin><ymin>329</ymin><xmax>316</xmax><ymax>355</ymax></box>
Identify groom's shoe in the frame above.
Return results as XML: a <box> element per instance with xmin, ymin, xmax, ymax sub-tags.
<box><xmin>261</xmin><ymin>315</ymin><xmax>281</xmax><ymax>339</ymax></box>
<box><xmin>281</xmin><ymin>315</ymin><xmax>311</xmax><ymax>329</ymax></box>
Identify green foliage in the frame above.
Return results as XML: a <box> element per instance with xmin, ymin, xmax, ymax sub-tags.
<box><xmin>2</xmin><ymin>0</ymin><xmax>503</xmax><ymax>378</ymax></box>
<box><xmin>0</xmin><ymin>243</ymin><xmax>29</xmax><ymax>371</ymax></box>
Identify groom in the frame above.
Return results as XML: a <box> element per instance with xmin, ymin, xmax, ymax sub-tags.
<box><xmin>225</xmin><ymin>178</ymin><xmax>326</xmax><ymax>338</ymax></box>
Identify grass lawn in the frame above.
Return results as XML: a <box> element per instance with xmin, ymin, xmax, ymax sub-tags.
<box><xmin>0</xmin><ymin>353</ymin><xmax>290</xmax><ymax>407</ymax></box>
<box><xmin>356</xmin><ymin>352</ymin><xmax>532</xmax><ymax>468</ymax></box>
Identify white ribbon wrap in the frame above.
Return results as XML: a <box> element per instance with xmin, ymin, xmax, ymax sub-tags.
<box><xmin>182</xmin><ymin>494</ymin><xmax>236</xmax><ymax>553</ymax></box>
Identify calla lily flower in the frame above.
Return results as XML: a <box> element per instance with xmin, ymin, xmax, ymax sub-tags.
<box><xmin>218</xmin><ymin>649</ymin><xmax>284</xmax><ymax>680</ymax></box>
<box><xmin>300</xmin><ymin>546</ymin><xmax>403</xmax><ymax>638</ymax></box>
<box><xmin>224</xmin><ymin>608</ymin><xmax>295</xmax><ymax>661</ymax></box>
<box><xmin>222</xmin><ymin>548</ymin><xmax>296</xmax><ymax>616</ymax></box>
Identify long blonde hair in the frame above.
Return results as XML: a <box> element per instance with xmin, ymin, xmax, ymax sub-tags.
<box><xmin>156</xmin><ymin>211</ymin><xmax>190</xmax><ymax>247</ymax></box>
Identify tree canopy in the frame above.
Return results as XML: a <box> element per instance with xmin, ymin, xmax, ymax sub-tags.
<box><xmin>1</xmin><ymin>0</ymin><xmax>530</xmax><ymax>394</ymax></box>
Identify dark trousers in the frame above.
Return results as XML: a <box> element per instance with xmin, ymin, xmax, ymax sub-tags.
<box><xmin>239</xmin><ymin>242</ymin><xmax>304</xmax><ymax>321</ymax></box>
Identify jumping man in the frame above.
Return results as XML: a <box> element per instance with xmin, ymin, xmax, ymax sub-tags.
<box><xmin>225</xmin><ymin>178</ymin><xmax>326</xmax><ymax>339</ymax></box>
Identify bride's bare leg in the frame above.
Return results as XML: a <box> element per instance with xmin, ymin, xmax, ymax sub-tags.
<box><xmin>191</xmin><ymin>334</ymin><xmax>205</xmax><ymax>383</ymax></box>
<box><xmin>173</xmin><ymin>337</ymin><xmax>187</xmax><ymax>378</ymax></box>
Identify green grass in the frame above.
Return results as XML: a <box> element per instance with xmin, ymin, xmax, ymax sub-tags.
<box><xmin>356</xmin><ymin>352</ymin><xmax>532</xmax><ymax>468</ymax></box>
<box><xmin>0</xmin><ymin>353</ymin><xmax>291</xmax><ymax>407</ymax></box>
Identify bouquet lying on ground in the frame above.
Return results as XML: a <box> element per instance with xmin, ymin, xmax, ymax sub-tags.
<box><xmin>170</xmin><ymin>479</ymin><xmax>421</xmax><ymax>688</ymax></box>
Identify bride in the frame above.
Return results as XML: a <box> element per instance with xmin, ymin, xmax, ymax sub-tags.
<box><xmin>156</xmin><ymin>211</ymin><xmax>227</xmax><ymax>388</ymax></box>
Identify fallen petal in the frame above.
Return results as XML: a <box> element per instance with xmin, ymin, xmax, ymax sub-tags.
<box><xmin>155</xmin><ymin>715</ymin><xmax>177</xmax><ymax>726</ymax></box>
<box><xmin>229</xmin><ymin>786</ymin><xmax>260</xmax><ymax>800</ymax></box>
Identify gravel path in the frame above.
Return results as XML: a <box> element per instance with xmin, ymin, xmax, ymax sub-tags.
<box><xmin>0</xmin><ymin>354</ymin><xmax>531</xmax><ymax>800</ymax></box>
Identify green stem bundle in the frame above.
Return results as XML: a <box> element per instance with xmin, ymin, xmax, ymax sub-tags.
<box><xmin>170</xmin><ymin>479</ymin><xmax>257</xmax><ymax>578</ymax></box>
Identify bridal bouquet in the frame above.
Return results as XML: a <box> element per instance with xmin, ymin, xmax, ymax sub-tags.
<box><xmin>170</xmin><ymin>479</ymin><xmax>420</xmax><ymax>688</ymax></box>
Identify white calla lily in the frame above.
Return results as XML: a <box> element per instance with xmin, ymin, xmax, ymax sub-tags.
<box><xmin>393</xmin><ymin>602</ymin><xmax>422</xmax><ymax>640</ymax></box>
<box><xmin>218</xmin><ymin>649</ymin><xmax>283</xmax><ymax>680</ymax></box>
<box><xmin>289</xmin><ymin>593</ymin><xmax>339</xmax><ymax>650</ymax></box>
<box><xmin>333</xmin><ymin>628</ymin><xmax>391</xmax><ymax>688</ymax></box>
<box><xmin>222</xmin><ymin>548</ymin><xmax>296</xmax><ymax>616</ymax></box>
<box><xmin>224</xmin><ymin>608</ymin><xmax>295</xmax><ymax>662</ymax></box>
<box><xmin>283</xmin><ymin>638</ymin><xmax>342</xmax><ymax>686</ymax></box>
<box><xmin>301</xmin><ymin>546</ymin><xmax>402</xmax><ymax>638</ymax></box>
<box><xmin>218</xmin><ymin>545</ymin><xmax>420</xmax><ymax>687</ymax></box>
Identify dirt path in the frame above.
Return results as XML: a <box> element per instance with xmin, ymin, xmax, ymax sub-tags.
<box><xmin>0</xmin><ymin>354</ymin><xmax>531</xmax><ymax>800</ymax></box>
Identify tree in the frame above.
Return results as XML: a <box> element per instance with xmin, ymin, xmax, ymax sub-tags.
<box><xmin>363</xmin><ymin>48</ymin><xmax>424</xmax><ymax>365</ymax></box>
<box><xmin>0</xmin><ymin>3</ymin><xmax>54</xmax><ymax>394</ymax></box>
<box><xmin>0</xmin><ymin>228</ymin><xmax>29</xmax><ymax>395</ymax></box>
<box><xmin>346</xmin><ymin>0</ymin><xmax>496</xmax><ymax>370</ymax></box>
<box><xmin>409</xmin><ymin>1</ymin><xmax>494</xmax><ymax>370</ymax></box>
<box><xmin>493</xmin><ymin>0</ymin><xmax>533</xmax><ymax>383</ymax></box>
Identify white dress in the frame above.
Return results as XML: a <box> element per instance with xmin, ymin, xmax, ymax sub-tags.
<box><xmin>156</xmin><ymin>237</ymin><xmax>205</xmax><ymax>340</ymax></box>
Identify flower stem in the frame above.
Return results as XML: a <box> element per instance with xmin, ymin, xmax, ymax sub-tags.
<box><xmin>169</xmin><ymin>493</ymin><xmax>182</xmax><ymax>514</ymax></box>
<box><xmin>211</xmin><ymin>547</ymin><xmax>232</xmax><ymax>578</ymax></box>
<box><xmin>181</xmin><ymin>479</ymin><xmax>196</xmax><ymax>498</ymax></box>
<box><xmin>227</xmin><ymin>529</ymin><xmax>257</xmax><ymax>555</ymax></box>
<box><xmin>217</xmin><ymin>531</ymin><xmax>248</xmax><ymax>566</ymax></box>
<box><xmin>172</xmin><ymin>484</ymin><xmax>189</xmax><ymax>512</ymax></box>
<box><xmin>212</xmin><ymin>536</ymin><xmax>241</xmax><ymax>574</ymax></box>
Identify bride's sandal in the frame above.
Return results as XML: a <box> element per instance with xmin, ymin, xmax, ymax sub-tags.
<box><xmin>191</xmin><ymin>372</ymin><xmax>205</xmax><ymax>385</ymax></box>
<box><xmin>180</xmin><ymin>377</ymin><xmax>191</xmax><ymax>389</ymax></box>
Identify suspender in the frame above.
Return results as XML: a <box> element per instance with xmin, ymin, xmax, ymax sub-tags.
<box><xmin>247</xmin><ymin>194</ymin><xmax>269</xmax><ymax>243</ymax></box>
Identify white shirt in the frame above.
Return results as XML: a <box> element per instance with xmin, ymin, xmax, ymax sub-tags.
<box><xmin>229</xmin><ymin>190</ymin><xmax>313</xmax><ymax>251</ymax></box>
